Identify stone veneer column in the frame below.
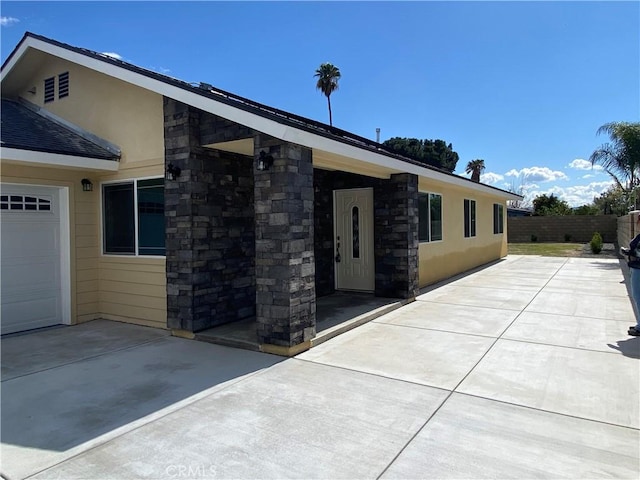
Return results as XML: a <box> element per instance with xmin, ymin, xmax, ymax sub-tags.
<box><xmin>164</xmin><ymin>98</ymin><xmax>255</xmax><ymax>335</ymax></box>
<box><xmin>254</xmin><ymin>136</ymin><xmax>316</xmax><ymax>355</ymax></box>
<box><xmin>374</xmin><ymin>173</ymin><xmax>419</xmax><ymax>299</ymax></box>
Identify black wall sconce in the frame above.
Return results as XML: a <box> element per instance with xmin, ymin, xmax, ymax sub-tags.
<box><xmin>165</xmin><ymin>163</ymin><xmax>181</xmax><ymax>181</ymax></box>
<box><xmin>81</xmin><ymin>178</ymin><xmax>93</xmax><ymax>192</ymax></box>
<box><xmin>256</xmin><ymin>151</ymin><xmax>274</xmax><ymax>171</ymax></box>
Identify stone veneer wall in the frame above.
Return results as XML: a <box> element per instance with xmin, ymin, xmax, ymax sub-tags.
<box><xmin>313</xmin><ymin>169</ymin><xmax>381</xmax><ymax>297</ymax></box>
<box><xmin>254</xmin><ymin>137</ymin><xmax>316</xmax><ymax>347</ymax></box>
<box><xmin>374</xmin><ymin>173</ymin><xmax>419</xmax><ymax>299</ymax></box>
<box><xmin>164</xmin><ymin>98</ymin><xmax>255</xmax><ymax>332</ymax></box>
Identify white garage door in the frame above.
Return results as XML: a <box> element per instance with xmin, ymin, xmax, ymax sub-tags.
<box><xmin>1</xmin><ymin>184</ymin><xmax>64</xmax><ymax>335</ymax></box>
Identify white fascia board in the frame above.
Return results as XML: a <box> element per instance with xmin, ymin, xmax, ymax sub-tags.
<box><xmin>11</xmin><ymin>37</ymin><xmax>520</xmax><ymax>201</ymax></box>
<box><xmin>1</xmin><ymin>147</ymin><xmax>120</xmax><ymax>171</ymax></box>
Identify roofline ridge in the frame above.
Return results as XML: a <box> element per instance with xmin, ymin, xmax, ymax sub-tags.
<box><xmin>3</xmin><ymin>32</ymin><xmax>521</xmax><ymax>200</ymax></box>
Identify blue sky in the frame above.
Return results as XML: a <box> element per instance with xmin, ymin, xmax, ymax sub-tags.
<box><xmin>1</xmin><ymin>1</ymin><xmax>638</xmax><ymax>206</ymax></box>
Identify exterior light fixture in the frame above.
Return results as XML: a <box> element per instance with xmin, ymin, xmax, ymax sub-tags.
<box><xmin>81</xmin><ymin>178</ymin><xmax>93</xmax><ymax>192</ymax></box>
<box><xmin>165</xmin><ymin>163</ymin><xmax>181</xmax><ymax>181</ymax></box>
<box><xmin>256</xmin><ymin>150</ymin><xmax>274</xmax><ymax>171</ymax></box>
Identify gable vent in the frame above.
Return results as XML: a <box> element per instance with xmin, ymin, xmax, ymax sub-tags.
<box><xmin>58</xmin><ymin>72</ymin><xmax>69</xmax><ymax>99</ymax></box>
<box><xmin>44</xmin><ymin>77</ymin><xmax>55</xmax><ymax>103</ymax></box>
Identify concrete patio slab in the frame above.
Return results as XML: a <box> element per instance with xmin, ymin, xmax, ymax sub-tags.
<box><xmin>1</xmin><ymin>334</ymin><xmax>281</xmax><ymax>480</ymax></box>
<box><xmin>449</xmin><ymin>273</ymin><xmax>550</xmax><ymax>290</ymax></box>
<box><xmin>1</xmin><ymin>320</ymin><xmax>169</xmax><ymax>381</ymax></box>
<box><xmin>503</xmin><ymin>311</ymin><xmax>640</xmax><ymax>355</ymax></box>
<box><xmin>543</xmin><ymin>276</ymin><xmax>631</xmax><ymax>297</ymax></box>
<box><xmin>382</xmin><ymin>393</ymin><xmax>640</xmax><ymax>480</ymax></box>
<box><xmin>298</xmin><ymin>322</ymin><xmax>495</xmax><ymax>390</ymax></box>
<box><xmin>376</xmin><ymin>301</ymin><xmax>518</xmax><ymax>337</ymax></box>
<box><xmin>3</xmin><ymin>255</ymin><xmax>639</xmax><ymax>480</ymax></box>
<box><xmin>416</xmin><ymin>284</ymin><xmax>538</xmax><ymax>311</ymax></box>
<box><xmin>457</xmin><ymin>339</ymin><xmax>640</xmax><ymax>428</ymax></box>
<box><xmin>553</xmin><ymin>260</ymin><xmax>626</xmax><ymax>281</ymax></box>
<box><xmin>30</xmin><ymin>360</ymin><xmax>449</xmax><ymax>480</ymax></box>
<box><xmin>525</xmin><ymin>290</ymin><xmax>635</xmax><ymax>320</ymax></box>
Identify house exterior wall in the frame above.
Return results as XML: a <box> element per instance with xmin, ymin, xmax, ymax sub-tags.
<box><xmin>313</xmin><ymin>169</ymin><xmax>381</xmax><ymax>297</ymax></box>
<box><xmin>14</xmin><ymin>57</ymin><xmax>164</xmax><ymax>166</ymax></box>
<box><xmin>7</xmin><ymin>56</ymin><xmax>168</xmax><ymax>329</ymax></box>
<box><xmin>164</xmin><ymin>99</ymin><xmax>255</xmax><ymax>332</ymax></box>
<box><xmin>0</xmin><ymin>164</ymin><xmax>97</xmax><ymax>324</ymax></box>
<box><xmin>418</xmin><ymin>181</ymin><xmax>508</xmax><ymax>287</ymax></box>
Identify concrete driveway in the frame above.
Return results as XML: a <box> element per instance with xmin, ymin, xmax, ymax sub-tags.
<box><xmin>2</xmin><ymin>255</ymin><xmax>639</xmax><ymax>479</ymax></box>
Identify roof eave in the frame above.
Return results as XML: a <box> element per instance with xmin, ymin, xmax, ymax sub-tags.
<box><xmin>2</xmin><ymin>33</ymin><xmax>518</xmax><ymax>200</ymax></box>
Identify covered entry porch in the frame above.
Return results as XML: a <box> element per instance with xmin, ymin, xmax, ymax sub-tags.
<box><xmin>194</xmin><ymin>292</ymin><xmax>409</xmax><ymax>352</ymax></box>
<box><xmin>163</xmin><ymin>98</ymin><xmax>419</xmax><ymax>355</ymax></box>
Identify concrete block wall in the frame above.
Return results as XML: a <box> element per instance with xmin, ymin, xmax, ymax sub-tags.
<box><xmin>618</xmin><ymin>211</ymin><xmax>640</xmax><ymax>249</ymax></box>
<box><xmin>507</xmin><ymin>215</ymin><xmax>617</xmax><ymax>243</ymax></box>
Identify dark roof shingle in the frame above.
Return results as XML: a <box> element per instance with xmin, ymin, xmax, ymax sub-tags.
<box><xmin>0</xmin><ymin>98</ymin><xmax>120</xmax><ymax>161</ymax></box>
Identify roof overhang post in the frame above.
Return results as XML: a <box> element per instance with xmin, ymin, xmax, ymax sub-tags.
<box><xmin>374</xmin><ymin>173</ymin><xmax>419</xmax><ymax>299</ymax></box>
<box><xmin>254</xmin><ymin>134</ymin><xmax>316</xmax><ymax>356</ymax></box>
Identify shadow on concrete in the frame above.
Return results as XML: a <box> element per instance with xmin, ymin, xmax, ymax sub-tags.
<box><xmin>1</xmin><ymin>320</ymin><xmax>282</xmax><ymax>453</ymax></box>
<box><xmin>607</xmin><ymin>337</ymin><xmax>640</xmax><ymax>359</ymax></box>
<box><xmin>197</xmin><ymin>292</ymin><xmax>403</xmax><ymax>350</ymax></box>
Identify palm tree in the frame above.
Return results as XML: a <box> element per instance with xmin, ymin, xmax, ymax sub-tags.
<box><xmin>314</xmin><ymin>63</ymin><xmax>341</xmax><ymax>126</ymax></box>
<box><xmin>590</xmin><ymin>122</ymin><xmax>640</xmax><ymax>208</ymax></box>
<box><xmin>465</xmin><ymin>159</ymin><xmax>485</xmax><ymax>182</ymax></box>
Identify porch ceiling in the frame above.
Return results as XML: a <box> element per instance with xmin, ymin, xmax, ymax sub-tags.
<box><xmin>312</xmin><ymin>149</ymin><xmax>397</xmax><ymax>179</ymax></box>
<box><xmin>203</xmin><ymin>138</ymin><xmax>253</xmax><ymax>156</ymax></box>
<box><xmin>202</xmin><ymin>139</ymin><xmax>398</xmax><ymax>180</ymax></box>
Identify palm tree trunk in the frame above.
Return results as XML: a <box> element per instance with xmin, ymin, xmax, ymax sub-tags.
<box><xmin>327</xmin><ymin>95</ymin><xmax>333</xmax><ymax>126</ymax></box>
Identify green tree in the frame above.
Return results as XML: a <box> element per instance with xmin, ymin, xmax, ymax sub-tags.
<box><xmin>532</xmin><ymin>193</ymin><xmax>572</xmax><ymax>216</ymax></box>
<box><xmin>465</xmin><ymin>159</ymin><xmax>485</xmax><ymax>182</ymax></box>
<box><xmin>573</xmin><ymin>204</ymin><xmax>599</xmax><ymax>215</ymax></box>
<box><xmin>590</xmin><ymin>121</ymin><xmax>640</xmax><ymax>208</ymax></box>
<box><xmin>314</xmin><ymin>63</ymin><xmax>341</xmax><ymax>126</ymax></box>
<box><xmin>592</xmin><ymin>184</ymin><xmax>637</xmax><ymax>215</ymax></box>
<box><xmin>382</xmin><ymin>137</ymin><xmax>459</xmax><ymax>172</ymax></box>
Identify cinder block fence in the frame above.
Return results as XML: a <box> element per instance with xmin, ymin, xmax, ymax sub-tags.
<box><xmin>507</xmin><ymin>215</ymin><xmax>617</xmax><ymax>243</ymax></box>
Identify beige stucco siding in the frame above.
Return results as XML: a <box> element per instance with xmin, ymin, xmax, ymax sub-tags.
<box><xmin>418</xmin><ymin>179</ymin><xmax>508</xmax><ymax>287</ymax></box>
<box><xmin>15</xmin><ymin>56</ymin><xmax>164</xmax><ymax>167</ymax></box>
<box><xmin>5</xmin><ymin>53</ymin><xmax>168</xmax><ymax>329</ymax></box>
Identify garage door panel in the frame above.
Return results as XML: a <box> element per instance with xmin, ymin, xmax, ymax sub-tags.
<box><xmin>1</xmin><ymin>185</ymin><xmax>64</xmax><ymax>335</ymax></box>
<box><xmin>2</xmin><ymin>260</ymin><xmax>60</xmax><ymax>291</ymax></box>
<box><xmin>1</xmin><ymin>223</ymin><xmax>60</xmax><ymax>254</ymax></box>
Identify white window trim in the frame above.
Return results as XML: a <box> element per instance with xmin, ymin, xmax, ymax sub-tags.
<box><xmin>100</xmin><ymin>176</ymin><xmax>165</xmax><ymax>258</ymax></box>
<box><xmin>418</xmin><ymin>191</ymin><xmax>444</xmax><ymax>244</ymax></box>
<box><xmin>463</xmin><ymin>198</ymin><xmax>477</xmax><ymax>239</ymax></box>
<box><xmin>493</xmin><ymin>203</ymin><xmax>505</xmax><ymax>235</ymax></box>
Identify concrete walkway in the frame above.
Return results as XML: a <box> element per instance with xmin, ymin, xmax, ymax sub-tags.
<box><xmin>1</xmin><ymin>255</ymin><xmax>639</xmax><ymax>479</ymax></box>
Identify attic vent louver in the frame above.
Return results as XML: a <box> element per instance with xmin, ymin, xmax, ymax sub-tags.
<box><xmin>58</xmin><ymin>72</ymin><xmax>69</xmax><ymax>99</ymax></box>
<box><xmin>44</xmin><ymin>77</ymin><xmax>55</xmax><ymax>103</ymax></box>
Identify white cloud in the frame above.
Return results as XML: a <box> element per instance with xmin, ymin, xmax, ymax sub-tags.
<box><xmin>101</xmin><ymin>52</ymin><xmax>122</xmax><ymax>60</ymax></box>
<box><xmin>568</xmin><ymin>158</ymin><xmax>602</xmax><ymax>171</ymax></box>
<box><xmin>505</xmin><ymin>166</ymin><xmax>568</xmax><ymax>183</ymax></box>
<box><xmin>0</xmin><ymin>16</ymin><xmax>19</xmax><ymax>26</ymax></box>
<box><xmin>480</xmin><ymin>172</ymin><xmax>504</xmax><ymax>185</ymax></box>
<box><xmin>582</xmin><ymin>174</ymin><xmax>594</xmax><ymax>179</ymax></box>
<box><xmin>529</xmin><ymin>180</ymin><xmax>614</xmax><ymax>207</ymax></box>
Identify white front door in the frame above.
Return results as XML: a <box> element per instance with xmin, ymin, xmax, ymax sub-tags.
<box><xmin>0</xmin><ymin>184</ymin><xmax>64</xmax><ymax>334</ymax></box>
<box><xmin>334</xmin><ymin>188</ymin><xmax>375</xmax><ymax>291</ymax></box>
